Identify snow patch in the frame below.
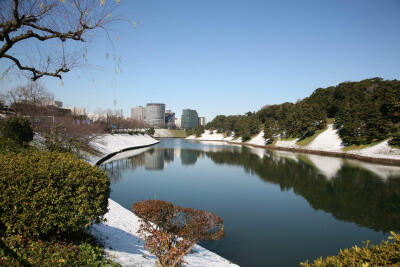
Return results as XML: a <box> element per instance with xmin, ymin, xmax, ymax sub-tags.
<box><xmin>306</xmin><ymin>125</ymin><xmax>343</xmax><ymax>152</ymax></box>
<box><xmin>275</xmin><ymin>138</ymin><xmax>298</xmax><ymax>148</ymax></box>
<box><xmin>187</xmin><ymin>130</ymin><xmax>234</xmax><ymax>141</ymax></box>
<box><xmin>247</xmin><ymin>131</ymin><xmax>266</xmax><ymax>146</ymax></box>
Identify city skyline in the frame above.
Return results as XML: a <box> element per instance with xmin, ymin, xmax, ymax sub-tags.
<box><xmin>1</xmin><ymin>0</ymin><xmax>399</xmax><ymax>121</ymax></box>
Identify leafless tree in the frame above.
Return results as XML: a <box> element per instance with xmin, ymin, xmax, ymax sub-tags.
<box><xmin>0</xmin><ymin>0</ymin><xmax>120</xmax><ymax>81</ymax></box>
<box><xmin>4</xmin><ymin>81</ymin><xmax>53</xmax><ymax>108</ymax></box>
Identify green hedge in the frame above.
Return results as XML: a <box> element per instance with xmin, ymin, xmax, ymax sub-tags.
<box><xmin>0</xmin><ymin>136</ymin><xmax>29</xmax><ymax>153</ymax></box>
<box><xmin>0</xmin><ymin>150</ymin><xmax>110</xmax><ymax>237</ymax></box>
<box><xmin>301</xmin><ymin>232</ymin><xmax>400</xmax><ymax>266</ymax></box>
<box><xmin>0</xmin><ymin>116</ymin><xmax>33</xmax><ymax>144</ymax></box>
<box><xmin>0</xmin><ymin>234</ymin><xmax>120</xmax><ymax>267</ymax></box>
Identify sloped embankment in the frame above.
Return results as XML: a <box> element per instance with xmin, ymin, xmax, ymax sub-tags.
<box><xmin>187</xmin><ymin>125</ymin><xmax>400</xmax><ymax>164</ymax></box>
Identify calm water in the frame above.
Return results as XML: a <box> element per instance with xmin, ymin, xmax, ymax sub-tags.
<box><xmin>101</xmin><ymin>139</ymin><xmax>400</xmax><ymax>267</ymax></box>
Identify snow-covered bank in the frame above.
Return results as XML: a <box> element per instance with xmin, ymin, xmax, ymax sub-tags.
<box><xmin>153</xmin><ymin>129</ymin><xmax>187</xmax><ymax>138</ymax></box>
<box><xmin>86</xmin><ymin>134</ymin><xmax>238</xmax><ymax>267</ymax></box>
<box><xmin>88</xmin><ymin>133</ymin><xmax>159</xmax><ymax>164</ymax></box>
<box><xmin>90</xmin><ymin>199</ymin><xmax>238</xmax><ymax>267</ymax></box>
<box><xmin>186</xmin><ymin>130</ymin><xmax>236</xmax><ymax>141</ymax></box>
<box><xmin>186</xmin><ymin>125</ymin><xmax>400</xmax><ymax>162</ymax></box>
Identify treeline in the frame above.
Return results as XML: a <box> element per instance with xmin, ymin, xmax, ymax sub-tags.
<box><xmin>206</xmin><ymin>78</ymin><xmax>400</xmax><ymax>146</ymax></box>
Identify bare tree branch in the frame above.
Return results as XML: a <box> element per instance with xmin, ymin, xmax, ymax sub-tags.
<box><xmin>0</xmin><ymin>0</ymin><xmax>121</xmax><ymax>81</ymax></box>
<box><xmin>3</xmin><ymin>54</ymin><xmax>69</xmax><ymax>80</ymax></box>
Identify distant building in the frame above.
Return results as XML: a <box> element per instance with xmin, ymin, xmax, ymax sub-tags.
<box><xmin>165</xmin><ymin>109</ymin><xmax>175</xmax><ymax>128</ymax></box>
<box><xmin>181</xmin><ymin>109</ymin><xmax>198</xmax><ymax>129</ymax></box>
<box><xmin>54</xmin><ymin>101</ymin><xmax>63</xmax><ymax>108</ymax></box>
<box><xmin>131</xmin><ymin>106</ymin><xmax>145</xmax><ymax>123</ymax></box>
<box><xmin>175</xmin><ymin>117</ymin><xmax>182</xmax><ymax>128</ymax></box>
<box><xmin>40</xmin><ymin>99</ymin><xmax>63</xmax><ymax>108</ymax></box>
<box><xmin>145</xmin><ymin>103</ymin><xmax>165</xmax><ymax>127</ymax></box>
<box><xmin>87</xmin><ymin>113</ymin><xmax>107</xmax><ymax>122</ymax></box>
<box><xmin>66</xmin><ymin>107</ymin><xmax>86</xmax><ymax>116</ymax></box>
<box><xmin>198</xmin><ymin>117</ymin><xmax>206</xmax><ymax>126</ymax></box>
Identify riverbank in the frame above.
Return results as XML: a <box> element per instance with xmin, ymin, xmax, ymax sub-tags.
<box><xmin>86</xmin><ymin>134</ymin><xmax>238</xmax><ymax>267</ymax></box>
<box><xmin>88</xmin><ymin>133</ymin><xmax>160</xmax><ymax>165</ymax></box>
<box><xmin>187</xmin><ymin>125</ymin><xmax>400</xmax><ymax>166</ymax></box>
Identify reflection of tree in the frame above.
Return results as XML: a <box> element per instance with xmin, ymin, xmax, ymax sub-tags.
<box><xmin>164</xmin><ymin>149</ymin><xmax>175</xmax><ymax>163</ymax></box>
<box><xmin>180</xmin><ymin>149</ymin><xmax>202</xmax><ymax>165</ymax></box>
<box><xmin>205</xmin><ymin>147</ymin><xmax>400</xmax><ymax>232</ymax></box>
<box><xmin>101</xmin><ymin>153</ymin><xmax>144</xmax><ymax>183</ymax></box>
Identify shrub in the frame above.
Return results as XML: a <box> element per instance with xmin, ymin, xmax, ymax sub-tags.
<box><xmin>0</xmin><ymin>116</ymin><xmax>33</xmax><ymax>144</ymax></box>
<box><xmin>185</xmin><ymin>128</ymin><xmax>193</xmax><ymax>136</ymax></box>
<box><xmin>389</xmin><ymin>132</ymin><xmax>400</xmax><ymax>147</ymax></box>
<box><xmin>133</xmin><ymin>200</ymin><xmax>225</xmax><ymax>267</ymax></box>
<box><xmin>0</xmin><ymin>136</ymin><xmax>29</xmax><ymax>153</ymax></box>
<box><xmin>0</xmin><ymin>150</ymin><xmax>110</xmax><ymax>237</ymax></box>
<box><xmin>193</xmin><ymin>125</ymin><xmax>205</xmax><ymax>137</ymax></box>
<box><xmin>146</xmin><ymin>127</ymin><xmax>155</xmax><ymax>136</ymax></box>
<box><xmin>241</xmin><ymin>133</ymin><xmax>250</xmax><ymax>142</ymax></box>
<box><xmin>301</xmin><ymin>232</ymin><xmax>400</xmax><ymax>267</ymax></box>
<box><xmin>0</xmin><ymin>234</ymin><xmax>120</xmax><ymax>267</ymax></box>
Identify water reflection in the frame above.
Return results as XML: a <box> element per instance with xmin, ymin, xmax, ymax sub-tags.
<box><xmin>102</xmin><ymin>144</ymin><xmax>400</xmax><ymax>233</ymax></box>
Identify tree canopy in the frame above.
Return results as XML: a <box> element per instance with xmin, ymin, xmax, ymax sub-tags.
<box><xmin>206</xmin><ymin>78</ymin><xmax>400</xmax><ymax>146</ymax></box>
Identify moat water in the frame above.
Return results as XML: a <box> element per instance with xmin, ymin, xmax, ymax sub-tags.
<box><xmin>101</xmin><ymin>139</ymin><xmax>400</xmax><ymax>267</ymax></box>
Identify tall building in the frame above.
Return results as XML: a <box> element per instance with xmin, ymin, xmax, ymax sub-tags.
<box><xmin>145</xmin><ymin>103</ymin><xmax>165</xmax><ymax>127</ymax></box>
<box><xmin>131</xmin><ymin>106</ymin><xmax>145</xmax><ymax>123</ymax></box>
<box><xmin>181</xmin><ymin>109</ymin><xmax>199</xmax><ymax>128</ymax></box>
<box><xmin>198</xmin><ymin>117</ymin><xmax>206</xmax><ymax>126</ymax></box>
<box><xmin>165</xmin><ymin>109</ymin><xmax>175</xmax><ymax>128</ymax></box>
<box><xmin>175</xmin><ymin>117</ymin><xmax>182</xmax><ymax>128</ymax></box>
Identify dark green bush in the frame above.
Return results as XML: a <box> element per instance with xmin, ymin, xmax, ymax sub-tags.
<box><xmin>193</xmin><ymin>125</ymin><xmax>205</xmax><ymax>137</ymax></box>
<box><xmin>389</xmin><ymin>132</ymin><xmax>400</xmax><ymax>147</ymax></box>
<box><xmin>146</xmin><ymin>127</ymin><xmax>155</xmax><ymax>136</ymax></box>
<box><xmin>0</xmin><ymin>234</ymin><xmax>120</xmax><ymax>267</ymax></box>
<box><xmin>301</xmin><ymin>232</ymin><xmax>400</xmax><ymax>266</ymax></box>
<box><xmin>0</xmin><ymin>136</ymin><xmax>30</xmax><ymax>153</ymax></box>
<box><xmin>0</xmin><ymin>116</ymin><xmax>33</xmax><ymax>144</ymax></box>
<box><xmin>185</xmin><ymin>128</ymin><xmax>193</xmax><ymax>136</ymax></box>
<box><xmin>0</xmin><ymin>150</ymin><xmax>110</xmax><ymax>237</ymax></box>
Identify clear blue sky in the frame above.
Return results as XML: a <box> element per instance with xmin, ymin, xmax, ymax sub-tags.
<box><xmin>1</xmin><ymin>0</ymin><xmax>399</xmax><ymax>121</ymax></box>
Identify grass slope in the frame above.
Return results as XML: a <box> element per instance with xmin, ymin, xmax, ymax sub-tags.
<box><xmin>342</xmin><ymin>140</ymin><xmax>385</xmax><ymax>151</ymax></box>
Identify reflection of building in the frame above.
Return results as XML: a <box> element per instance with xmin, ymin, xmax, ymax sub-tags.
<box><xmin>165</xmin><ymin>110</ymin><xmax>175</xmax><ymax>128</ymax></box>
<box><xmin>198</xmin><ymin>117</ymin><xmax>206</xmax><ymax>126</ymax></box>
<box><xmin>145</xmin><ymin>149</ymin><xmax>164</xmax><ymax>170</ymax></box>
<box><xmin>181</xmin><ymin>109</ymin><xmax>198</xmax><ymax>129</ymax></box>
